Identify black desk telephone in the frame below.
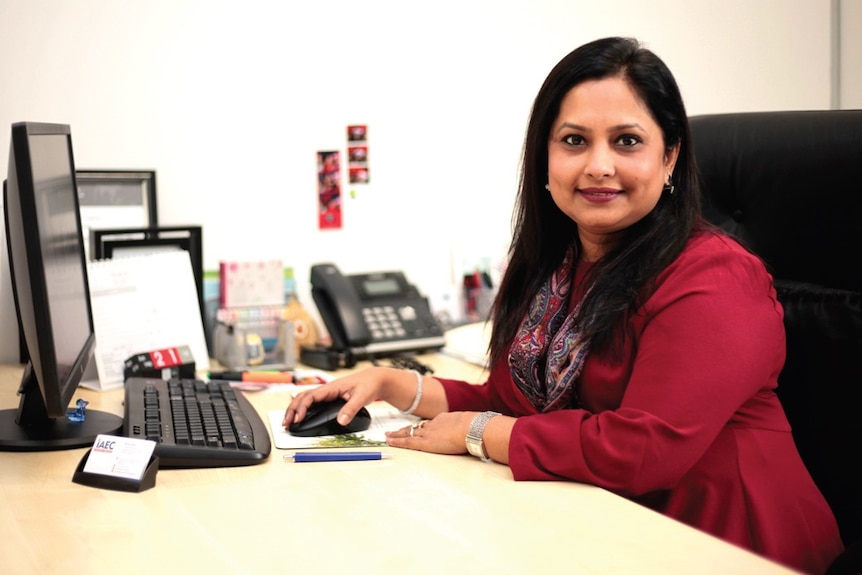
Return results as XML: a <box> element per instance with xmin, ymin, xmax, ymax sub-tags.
<box><xmin>307</xmin><ymin>263</ymin><xmax>445</xmax><ymax>365</ymax></box>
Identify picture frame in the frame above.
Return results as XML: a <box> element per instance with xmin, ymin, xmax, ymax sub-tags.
<box><xmin>75</xmin><ymin>169</ymin><xmax>158</xmax><ymax>259</ymax></box>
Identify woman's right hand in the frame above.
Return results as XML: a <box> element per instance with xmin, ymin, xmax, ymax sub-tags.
<box><xmin>281</xmin><ymin>366</ymin><xmax>391</xmax><ymax>429</ymax></box>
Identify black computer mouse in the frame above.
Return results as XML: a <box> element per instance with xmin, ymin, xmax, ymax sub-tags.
<box><xmin>288</xmin><ymin>397</ymin><xmax>372</xmax><ymax>437</ymax></box>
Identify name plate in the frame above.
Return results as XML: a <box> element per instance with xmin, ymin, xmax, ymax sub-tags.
<box><xmin>73</xmin><ymin>435</ymin><xmax>159</xmax><ymax>492</ymax></box>
<box><xmin>84</xmin><ymin>435</ymin><xmax>156</xmax><ymax>480</ymax></box>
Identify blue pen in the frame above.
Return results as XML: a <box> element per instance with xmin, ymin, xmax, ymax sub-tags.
<box><xmin>283</xmin><ymin>451</ymin><xmax>393</xmax><ymax>463</ymax></box>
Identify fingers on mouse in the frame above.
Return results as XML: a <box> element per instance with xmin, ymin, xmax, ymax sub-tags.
<box><xmin>287</xmin><ymin>397</ymin><xmax>372</xmax><ymax>437</ymax></box>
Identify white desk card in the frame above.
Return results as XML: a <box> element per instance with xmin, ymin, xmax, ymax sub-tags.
<box><xmin>82</xmin><ymin>250</ymin><xmax>210</xmax><ymax>390</ymax></box>
<box><xmin>83</xmin><ymin>435</ymin><xmax>157</xmax><ymax>481</ymax></box>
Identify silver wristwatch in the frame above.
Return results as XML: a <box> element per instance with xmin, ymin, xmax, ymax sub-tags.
<box><xmin>466</xmin><ymin>411</ymin><xmax>500</xmax><ymax>462</ymax></box>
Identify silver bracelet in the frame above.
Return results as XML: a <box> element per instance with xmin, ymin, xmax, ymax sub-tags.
<box><xmin>401</xmin><ymin>370</ymin><xmax>423</xmax><ymax>415</ymax></box>
<box><xmin>466</xmin><ymin>411</ymin><xmax>500</xmax><ymax>462</ymax></box>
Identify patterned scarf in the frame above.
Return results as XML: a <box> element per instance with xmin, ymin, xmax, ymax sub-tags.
<box><xmin>508</xmin><ymin>250</ymin><xmax>590</xmax><ymax>412</ymax></box>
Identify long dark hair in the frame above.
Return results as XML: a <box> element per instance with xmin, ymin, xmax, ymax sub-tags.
<box><xmin>489</xmin><ymin>36</ymin><xmax>704</xmax><ymax>366</ymax></box>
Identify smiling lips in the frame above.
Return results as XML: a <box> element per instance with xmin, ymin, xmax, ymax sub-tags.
<box><xmin>579</xmin><ymin>187</ymin><xmax>620</xmax><ymax>202</ymax></box>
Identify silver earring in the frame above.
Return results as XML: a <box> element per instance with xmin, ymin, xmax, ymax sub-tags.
<box><xmin>545</xmin><ymin>184</ymin><xmax>551</xmax><ymax>191</ymax></box>
<box><xmin>663</xmin><ymin>176</ymin><xmax>674</xmax><ymax>195</ymax></box>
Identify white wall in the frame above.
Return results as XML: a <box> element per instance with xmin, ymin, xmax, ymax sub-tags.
<box><xmin>0</xmin><ymin>0</ymin><xmax>838</xmax><ymax>359</ymax></box>
<box><xmin>840</xmin><ymin>0</ymin><xmax>862</xmax><ymax>108</ymax></box>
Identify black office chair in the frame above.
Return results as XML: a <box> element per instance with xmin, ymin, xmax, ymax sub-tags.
<box><xmin>690</xmin><ymin>110</ymin><xmax>862</xmax><ymax>575</ymax></box>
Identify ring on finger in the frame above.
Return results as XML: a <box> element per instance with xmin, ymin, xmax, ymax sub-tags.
<box><xmin>409</xmin><ymin>420</ymin><xmax>426</xmax><ymax>437</ymax></box>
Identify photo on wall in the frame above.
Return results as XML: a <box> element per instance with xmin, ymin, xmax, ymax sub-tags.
<box><xmin>317</xmin><ymin>150</ymin><xmax>342</xmax><ymax>230</ymax></box>
<box><xmin>347</xmin><ymin>124</ymin><xmax>369</xmax><ymax>184</ymax></box>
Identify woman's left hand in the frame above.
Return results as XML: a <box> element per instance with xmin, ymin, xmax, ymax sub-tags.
<box><xmin>385</xmin><ymin>411</ymin><xmax>477</xmax><ymax>455</ymax></box>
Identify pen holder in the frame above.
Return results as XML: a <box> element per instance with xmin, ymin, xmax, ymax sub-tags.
<box><xmin>213</xmin><ymin>307</ymin><xmax>296</xmax><ymax>370</ymax></box>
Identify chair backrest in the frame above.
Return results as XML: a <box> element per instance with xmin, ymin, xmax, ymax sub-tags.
<box><xmin>690</xmin><ymin>110</ymin><xmax>862</xmax><ymax>546</ymax></box>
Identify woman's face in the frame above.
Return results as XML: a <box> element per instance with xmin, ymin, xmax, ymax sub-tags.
<box><xmin>547</xmin><ymin>76</ymin><xmax>679</xmax><ymax>261</ymax></box>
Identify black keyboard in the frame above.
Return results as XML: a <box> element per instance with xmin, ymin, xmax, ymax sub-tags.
<box><xmin>123</xmin><ymin>377</ymin><xmax>271</xmax><ymax>467</ymax></box>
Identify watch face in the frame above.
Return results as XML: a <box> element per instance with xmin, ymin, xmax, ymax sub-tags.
<box><xmin>466</xmin><ymin>440</ymin><xmax>483</xmax><ymax>458</ymax></box>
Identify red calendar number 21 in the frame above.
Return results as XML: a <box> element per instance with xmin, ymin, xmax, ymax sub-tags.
<box><xmin>150</xmin><ymin>347</ymin><xmax>181</xmax><ymax>368</ymax></box>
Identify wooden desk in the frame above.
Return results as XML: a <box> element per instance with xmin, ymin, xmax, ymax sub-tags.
<box><xmin>0</xmin><ymin>356</ymin><xmax>800</xmax><ymax>575</ymax></box>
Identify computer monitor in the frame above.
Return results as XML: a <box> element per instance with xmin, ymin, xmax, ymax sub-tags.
<box><xmin>0</xmin><ymin>121</ymin><xmax>123</xmax><ymax>451</ymax></box>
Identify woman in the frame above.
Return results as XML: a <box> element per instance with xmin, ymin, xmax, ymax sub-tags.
<box><xmin>284</xmin><ymin>37</ymin><xmax>843</xmax><ymax>574</ymax></box>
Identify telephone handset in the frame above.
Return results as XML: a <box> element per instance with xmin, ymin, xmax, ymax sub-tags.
<box><xmin>309</xmin><ymin>263</ymin><xmax>445</xmax><ymax>357</ymax></box>
<box><xmin>309</xmin><ymin>263</ymin><xmax>372</xmax><ymax>350</ymax></box>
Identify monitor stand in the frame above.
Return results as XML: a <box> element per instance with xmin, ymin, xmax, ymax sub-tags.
<box><xmin>0</xmin><ymin>364</ymin><xmax>123</xmax><ymax>452</ymax></box>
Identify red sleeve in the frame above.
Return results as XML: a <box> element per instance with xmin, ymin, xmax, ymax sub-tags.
<box><xmin>437</xmin><ymin>376</ymin><xmax>492</xmax><ymax>411</ymax></box>
<box><xmin>507</xmin><ymin>234</ymin><xmax>787</xmax><ymax>495</ymax></box>
<box><xmin>438</xmin><ymin>358</ymin><xmax>539</xmax><ymax>415</ymax></box>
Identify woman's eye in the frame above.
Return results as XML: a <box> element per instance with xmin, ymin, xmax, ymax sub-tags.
<box><xmin>562</xmin><ymin>134</ymin><xmax>585</xmax><ymax>146</ymax></box>
<box><xmin>617</xmin><ymin>134</ymin><xmax>641</xmax><ymax>147</ymax></box>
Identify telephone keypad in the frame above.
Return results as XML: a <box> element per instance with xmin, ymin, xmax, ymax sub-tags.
<box><xmin>362</xmin><ymin>303</ymin><xmax>442</xmax><ymax>342</ymax></box>
<box><xmin>363</xmin><ymin>305</ymin><xmax>407</xmax><ymax>340</ymax></box>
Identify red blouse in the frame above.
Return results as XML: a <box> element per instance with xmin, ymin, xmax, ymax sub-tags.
<box><xmin>438</xmin><ymin>231</ymin><xmax>843</xmax><ymax>574</ymax></box>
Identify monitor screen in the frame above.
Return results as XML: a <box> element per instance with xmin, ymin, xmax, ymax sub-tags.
<box><xmin>0</xmin><ymin>122</ymin><xmax>122</xmax><ymax>451</ymax></box>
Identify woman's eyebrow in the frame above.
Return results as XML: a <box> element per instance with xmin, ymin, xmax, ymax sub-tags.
<box><xmin>555</xmin><ymin>121</ymin><xmax>646</xmax><ymax>134</ymax></box>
